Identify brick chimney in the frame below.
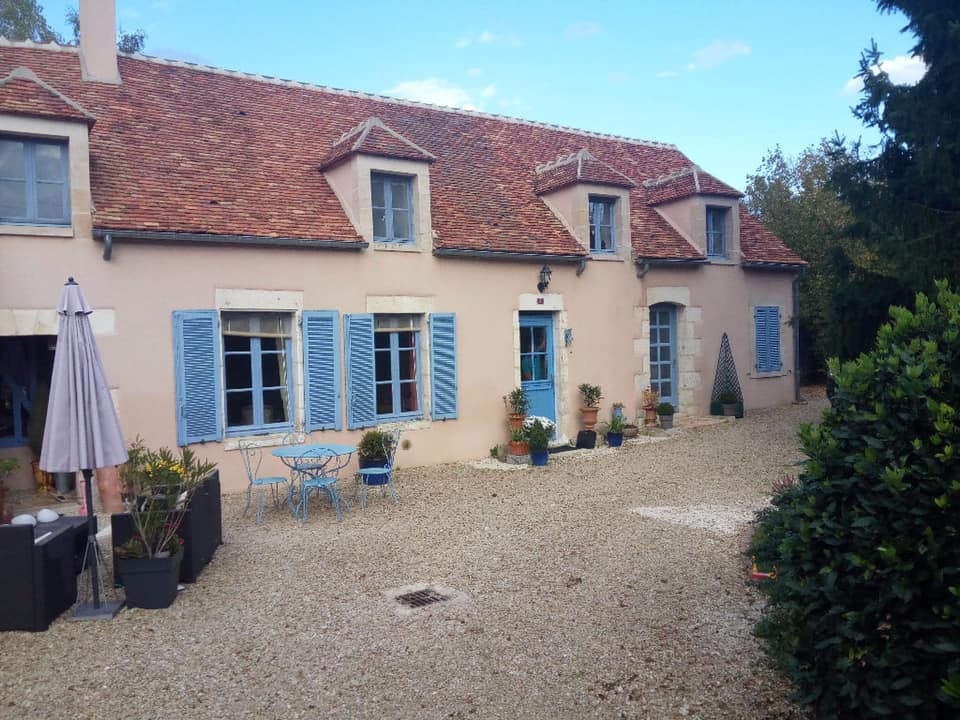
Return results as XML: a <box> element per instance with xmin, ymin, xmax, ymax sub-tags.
<box><xmin>79</xmin><ymin>0</ymin><xmax>120</xmax><ymax>83</ymax></box>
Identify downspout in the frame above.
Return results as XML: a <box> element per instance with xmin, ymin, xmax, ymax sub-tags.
<box><xmin>793</xmin><ymin>271</ymin><xmax>801</xmax><ymax>403</ymax></box>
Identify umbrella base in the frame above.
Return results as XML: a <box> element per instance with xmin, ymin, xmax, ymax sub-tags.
<box><xmin>69</xmin><ymin>599</ymin><xmax>123</xmax><ymax>622</ymax></box>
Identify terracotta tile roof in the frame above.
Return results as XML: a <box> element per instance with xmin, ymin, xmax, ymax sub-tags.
<box><xmin>738</xmin><ymin>206</ymin><xmax>805</xmax><ymax>266</ymax></box>
<box><xmin>0</xmin><ymin>43</ymin><xmax>800</xmax><ymax>264</ymax></box>
<box><xmin>0</xmin><ymin>66</ymin><xmax>94</xmax><ymax>125</ymax></box>
<box><xmin>319</xmin><ymin>116</ymin><xmax>435</xmax><ymax>169</ymax></box>
<box><xmin>534</xmin><ymin>149</ymin><xmax>637</xmax><ymax>195</ymax></box>
<box><xmin>643</xmin><ymin>166</ymin><xmax>742</xmax><ymax>205</ymax></box>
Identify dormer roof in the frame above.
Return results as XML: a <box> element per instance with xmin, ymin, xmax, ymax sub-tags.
<box><xmin>0</xmin><ymin>66</ymin><xmax>95</xmax><ymax>125</ymax></box>
<box><xmin>534</xmin><ymin>148</ymin><xmax>637</xmax><ymax>195</ymax></box>
<box><xmin>319</xmin><ymin>116</ymin><xmax>435</xmax><ymax>170</ymax></box>
<box><xmin>643</xmin><ymin>166</ymin><xmax>742</xmax><ymax>205</ymax></box>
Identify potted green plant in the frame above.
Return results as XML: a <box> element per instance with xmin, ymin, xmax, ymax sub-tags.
<box><xmin>719</xmin><ymin>390</ymin><xmax>738</xmax><ymax>417</ymax></box>
<box><xmin>115</xmin><ymin>438</ymin><xmax>216</xmax><ymax>609</ymax></box>
<box><xmin>503</xmin><ymin>388</ymin><xmax>530</xmax><ymax>432</ymax></box>
<box><xmin>358</xmin><ymin>429</ymin><xmax>396</xmax><ymax>469</ymax></box>
<box><xmin>507</xmin><ymin>426</ymin><xmax>528</xmax><ymax>456</ymax></box>
<box><xmin>524</xmin><ymin>416</ymin><xmax>555</xmax><ymax>466</ymax></box>
<box><xmin>578</xmin><ymin>383</ymin><xmax>602</xmax><ymax>430</ymax></box>
<box><xmin>656</xmin><ymin>402</ymin><xmax>675</xmax><ymax>429</ymax></box>
<box><xmin>606</xmin><ymin>413</ymin><xmax>627</xmax><ymax>446</ymax></box>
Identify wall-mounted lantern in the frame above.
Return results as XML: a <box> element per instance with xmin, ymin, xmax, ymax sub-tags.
<box><xmin>537</xmin><ymin>265</ymin><xmax>552</xmax><ymax>293</ymax></box>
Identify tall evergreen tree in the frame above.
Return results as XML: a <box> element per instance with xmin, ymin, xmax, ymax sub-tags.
<box><xmin>831</xmin><ymin>0</ymin><xmax>960</xmax><ymax>293</ymax></box>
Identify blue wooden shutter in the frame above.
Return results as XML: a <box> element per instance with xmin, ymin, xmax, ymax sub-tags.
<box><xmin>754</xmin><ymin>306</ymin><xmax>782</xmax><ymax>372</ymax></box>
<box><xmin>430</xmin><ymin>313</ymin><xmax>458</xmax><ymax>420</ymax></box>
<box><xmin>344</xmin><ymin>314</ymin><xmax>376</xmax><ymax>429</ymax></box>
<box><xmin>173</xmin><ymin>310</ymin><xmax>222</xmax><ymax>445</ymax></box>
<box><xmin>303</xmin><ymin>311</ymin><xmax>341</xmax><ymax>431</ymax></box>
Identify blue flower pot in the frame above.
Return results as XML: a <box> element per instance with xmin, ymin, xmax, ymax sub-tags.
<box><xmin>607</xmin><ymin>432</ymin><xmax>624</xmax><ymax>447</ymax></box>
<box><xmin>530</xmin><ymin>450</ymin><xmax>549</xmax><ymax>466</ymax></box>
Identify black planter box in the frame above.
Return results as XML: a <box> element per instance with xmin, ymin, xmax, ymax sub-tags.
<box><xmin>116</xmin><ymin>547</ymin><xmax>184</xmax><ymax>609</ymax></box>
<box><xmin>0</xmin><ymin>515</ymin><xmax>92</xmax><ymax>632</ymax></box>
<box><xmin>575</xmin><ymin>430</ymin><xmax>597</xmax><ymax>449</ymax></box>
<box><xmin>112</xmin><ymin>470</ymin><xmax>222</xmax><ymax>585</ymax></box>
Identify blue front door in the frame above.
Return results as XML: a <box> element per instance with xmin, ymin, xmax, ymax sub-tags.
<box><xmin>650</xmin><ymin>303</ymin><xmax>678</xmax><ymax>408</ymax></box>
<box><xmin>519</xmin><ymin>313</ymin><xmax>556</xmax><ymax>423</ymax></box>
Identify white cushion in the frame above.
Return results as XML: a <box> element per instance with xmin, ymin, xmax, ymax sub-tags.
<box><xmin>36</xmin><ymin>508</ymin><xmax>59</xmax><ymax>523</ymax></box>
<box><xmin>11</xmin><ymin>514</ymin><xmax>37</xmax><ymax>526</ymax></box>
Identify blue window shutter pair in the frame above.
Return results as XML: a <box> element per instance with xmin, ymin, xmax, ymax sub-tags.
<box><xmin>302</xmin><ymin>311</ymin><xmax>342</xmax><ymax>431</ymax></box>
<box><xmin>430</xmin><ymin>313</ymin><xmax>458</xmax><ymax>420</ymax></box>
<box><xmin>173</xmin><ymin>311</ymin><xmax>223</xmax><ymax>446</ymax></box>
<box><xmin>754</xmin><ymin>306</ymin><xmax>782</xmax><ymax>372</ymax></box>
<box><xmin>344</xmin><ymin>313</ymin><xmax>459</xmax><ymax>428</ymax></box>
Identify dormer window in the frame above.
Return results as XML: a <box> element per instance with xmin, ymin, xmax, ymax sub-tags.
<box><xmin>589</xmin><ymin>196</ymin><xmax>616</xmax><ymax>254</ymax></box>
<box><xmin>0</xmin><ymin>136</ymin><xmax>70</xmax><ymax>225</ymax></box>
<box><xmin>706</xmin><ymin>206</ymin><xmax>727</xmax><ymax>257</ymax></box>
<box><xmin>372</xmin><ymin>172</ymin><xmax>414</xmax><ymax>244</ymax></box>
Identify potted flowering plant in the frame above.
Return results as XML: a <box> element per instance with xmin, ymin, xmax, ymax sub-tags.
<box><xmin>503</xmin><ymin>388</ymin><xmax>530</xmax><ymax>432</ymax></box>
<box><xmin>524</xmin><ymin>416</ymin><xmax>555</xmax><ymax>466</ymax></box>
<box><xmin>115</xmin><ymin>438</ymin><xmax>216</xmax><ymax>608</ymax></box>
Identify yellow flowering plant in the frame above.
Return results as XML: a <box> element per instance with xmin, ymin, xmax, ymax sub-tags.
<box><xmin>117</xmin><ymin>437</ymin><xmax>217</xmax><ymax>559</ymax></box>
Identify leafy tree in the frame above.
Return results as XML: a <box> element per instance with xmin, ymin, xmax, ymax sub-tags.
<box><xmin>751</xmin><ymin>282</ymin><xmax>960</xmax><ymax>718</ymax></box>
<box><xmin>65</xmin><ymin>6</ymin><xmax>146</xmax><ymax>54</ymax></box>
<box><xmin>831</xmin><ymin>0</ymin><xmax>960</xmax><ymax>294</ymax></box>
<box><xmin>0</xmin><ymin>0</ymin><xmax>61</xmax><ymax>42</ymax></box>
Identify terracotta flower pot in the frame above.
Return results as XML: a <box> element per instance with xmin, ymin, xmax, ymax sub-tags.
<box><xmin>580</xmin><ymin>406</ymin><xmax>599</xmax><ymax>430</ymax></box>
<box><xmin>508</xmin><ymin>440</ymin><xmax>529</xmax><ymax>455</ymax></box>
<box><xmin>507</xmin><ymin>413</ymin><xmax>526</xmax><ymax>432</ymax></box>
<box><xmin>643</xmin><ymin>405</ymin><xmax>658</xmax><ymax>426</ymax></box>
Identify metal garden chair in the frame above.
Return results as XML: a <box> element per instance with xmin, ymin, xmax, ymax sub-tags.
<box><xmin>355</xmin><ymin>429</ymin><xmax>401</xmax><ymax>509</ymax></box>
<box><xmin>296</xmin><ymin>447</ymin><xmax>351</xmax><ymax>522</ymax></box>
<box><xmin>239</xmin><ymin>442</ymin><xmax>289</xmax><ymax>525</ymax></box>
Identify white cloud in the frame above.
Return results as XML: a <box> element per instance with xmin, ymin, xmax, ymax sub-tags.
<box><xmin>385</xmin><ymin>78</ymin><xmax>477</xmax><ymax>110</ymax></box>
<box><xmin>455</xmin><ymin>30</ymin><xmax>519</xmax><ymax>49</ymax></box>
<box><xmin>481</xmin><ymin>83</ymin><xmax>497</xmax><ymax>98</ymax></box>
<box><xmin>565</xmin><ymin>21</ymin><xmax>602</xmax><ymax>39</ymax></box>
<box><xmin>467</xmin><ymin>67</ymin><xmax>483</xmax><ymax>77</ymax></box>
<box><xmin>687</xmin><ymin>63</ymin><xmax>696</xmax><ymax>71</ymax></box>
<box><xmin>656</xmin><ymin>70</ymin><xmax>678</xmax><ymax>78</ymax></box>
<box><xmin>607</xmin><ymin>70</ymin><xmax>629</xmax><ymax>83</ymax></box>
<box><xmin>691</xmin><ymin>40</ymin><xmax>751</xmax><ymax>69</ymax></box>
<box><xmin>843</xmin><ymin>54</ymin><xmax>927</xmax><ymax>94</ymax></box>
<box><xmin>478</xmin><ymin>31</ymin><xmax>497</xmax><ymax>43</ymax></box>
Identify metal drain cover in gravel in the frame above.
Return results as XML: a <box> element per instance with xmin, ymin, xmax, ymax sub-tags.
<box><xmin>384</xmin><ymin>583</ymin><xmax>467</xmax><ymax>615</ymax></box>
<box><xmin>396</xmin><ymin>588</ymin><xmax>449</xmax><ymax>609</ymax></box>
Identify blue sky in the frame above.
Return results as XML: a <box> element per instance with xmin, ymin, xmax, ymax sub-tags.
<box><xmin>41</xmin><ymin>1</ymin><xmax>921</xmax><ymax>190</ymax></box>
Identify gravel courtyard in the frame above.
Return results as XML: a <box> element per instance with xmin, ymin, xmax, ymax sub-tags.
<box><xmin>0</xmin><ymin>393</ymin><xmax>827</xmax><ymax>720</ymax></box>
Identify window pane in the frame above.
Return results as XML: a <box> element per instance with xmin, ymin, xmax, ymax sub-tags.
<box><xmin>650</xmin><ymin>347</ymin><xmax>659</xmax><ymax>363</ymax></box>
<box><xmin>0</xmin><ymin>179</ymin><xmax>27</xmax><ymax>217</ymax></box>
<box><xmin>533</xmin><ymin>354</ymin><xmax>547</xmax><ymax>380</ymax></box>
<box><xmin>261</xmin><ymin>352</ymin><xmax>282</xmax><ymax>387</ymax></box>
<box><xmin>226</xmin><ymin>391</ymin><xmax>254</xmax><ymax>427</ymax></box>
<box><xmin>589</xmin><ymin>224</ymin><xmax>598</xmax><ymax>250</ymax></box>
<box><xmin>600</xmin><ymin>226</ymin><xmax>612</xmax><ymax>250</ymax></box>
<box><xmin>521</xmin><ymin>327</ymin><xmax>533</xmax><ymax>354</ymax></box>
<box><xmin>532</xmin><ymin>327</ymin><xmax>546</xmax><ymax>352</ymax></box>
<box><xmin>371</xmin><ymin>177</ymin><xmax>384</xmax><ymax>207</ymax></box>
<box><xmin>375</xmin><ymin>350</ymin><xmax>392</xmax><ymax>382</ymax></box>
<box><xmin>659</xmin><ymin>328</ymin><xmax>670</xmax><ymax>344</ymax></box>
<box><xmin>0</xmin><ymin>140</ymin><xmax>24</xmax><ymax>178</ymax></box>
<box><xmin>260</xmin><ymin>336</ymin><xmax>281</xmax><ymax>351</ymax></box>
<box><xmin>223</xmin><ymin>335</ymin><xmax>250</xmax><ymax>352</ymax></box>
<box><xmin>373</xmin><ymin>209</ymin><xmax>387</xmax><ymax>238</ymax></box>
<box><xmin>392</xmin><ymin>210</ymin><xmax>410</xmax><ymax>239</ymax></box>
<box><xmin>376</xmin><ymin>383</ymin><xmax>393</xmax><ymax>414</ymax></box>
<box><xmin>262</xmin><ymin>389</ymin><xmax>287</xmax><ymax>423</ymax></box>
<box><xmin>660</xmin><ymin>346</ymin><xmax>671</xmax><ymax>362</ymax></box>
<box><xmin>225</xmin><ymin>354</ymin><xmax>252</xmax><ymax>390</ymax></box>
<box><xmin>601</xmin><ymin>200</ymin><xmax>613</xmax><ymax>224</ymax></box>
<box><xmin>650</xmin><ymin>364</ymin><xmax>659</xmax><ymax>380</ymax></box>
<box><xmin>391</xmin><ymin>179</ymin><xmax>408</xmax><ymax>208</ymax></box>
<box><xmin>396</xmin><ymin>331</ymin><xmax>416</xmax><ymax>348</ymax></box>
<box><xmin>374</xmin><ymin>332</ymin><xmax>390</xmax><ymax>349</ymax></box>
<box><xmin>400</xmin><ymin>381</ymin><xmax>419</xmax><ymax>413</ymax></box>
<box><xmin>34</xmin><ymin>144</ymin><xmax>64</xmax><ymax>181</ymax></box>
<box><xmin>36</xmin><ymin>182</ymin><xmax>64</xmax><ymax>220</ymax></box>
<box><xmin>660</xmin><ymin>381</ymin><xmax>672</xmax><ymax>397</ymax></box>
<box><xmin>520</xmin><ymin>355</ymin><xmax>533</xmax><ymax>381</ymax></box>
<box><xmin>398</xmin><ymin>347</ymin><xmax>417</xmax><ymax>380</ymax></box>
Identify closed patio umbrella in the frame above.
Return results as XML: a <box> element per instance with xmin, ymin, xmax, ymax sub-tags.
<box><xmin>40</xmin><ymin>277</ymin><xmax>127</xmax><ymax>620</ymax></box>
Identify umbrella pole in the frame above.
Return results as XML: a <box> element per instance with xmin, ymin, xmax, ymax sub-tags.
<box><xmin>82</xmin><ymin>468</ymin><xmax>101</xmax><ymax>608</ymax></box>
<box><xmin>68</xmin><ymin>468</ymin><xmax>122</xmax><ymax>621</ymax></box>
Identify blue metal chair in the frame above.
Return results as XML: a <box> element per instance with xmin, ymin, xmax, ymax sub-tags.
<box><xmin>356</xmin><ymin>429</ymin><xmax>401</xmax><ymax>509</ymax></box>
<box><xmin>239</xmin><ymin>442</ymin><xmax>289</xmax><ymax>525</ymax></box>
<box><xmin>296</xmin><ymin>447</ymin><xmax>351</xmax><ymax>522</ymax></box>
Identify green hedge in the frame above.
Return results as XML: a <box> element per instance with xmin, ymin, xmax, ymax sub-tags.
<box><xmin>751</xmin><ymin>282</ymin><xmax>960</xmax><ymax>718</ymax></box>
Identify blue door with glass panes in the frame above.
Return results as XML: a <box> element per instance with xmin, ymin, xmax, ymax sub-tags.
<box><xmin>649</xmin><ymin>303</ymin><xmax>677</xmax><ymax>408</ymax></box>
<box><xmin>518</xmin><ymin>313</ymin><xmax>556</xmax><ymax>424</ymax></box>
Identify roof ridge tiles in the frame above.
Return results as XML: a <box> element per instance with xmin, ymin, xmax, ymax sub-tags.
<box><xmin>642</xmin><ymin>165</ymin><xmax>699</xmax><ymax>188</ymax></box>
<box><xmin>52</xmin><ymin>46</ymin><xmax>679</xmax><ymax>151</ymax></box>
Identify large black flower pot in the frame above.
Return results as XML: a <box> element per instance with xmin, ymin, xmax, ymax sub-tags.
<box><xmin>116</xmin><ymin>547</ymin><xmax>184</xmax><ymax>609</ymax></box>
